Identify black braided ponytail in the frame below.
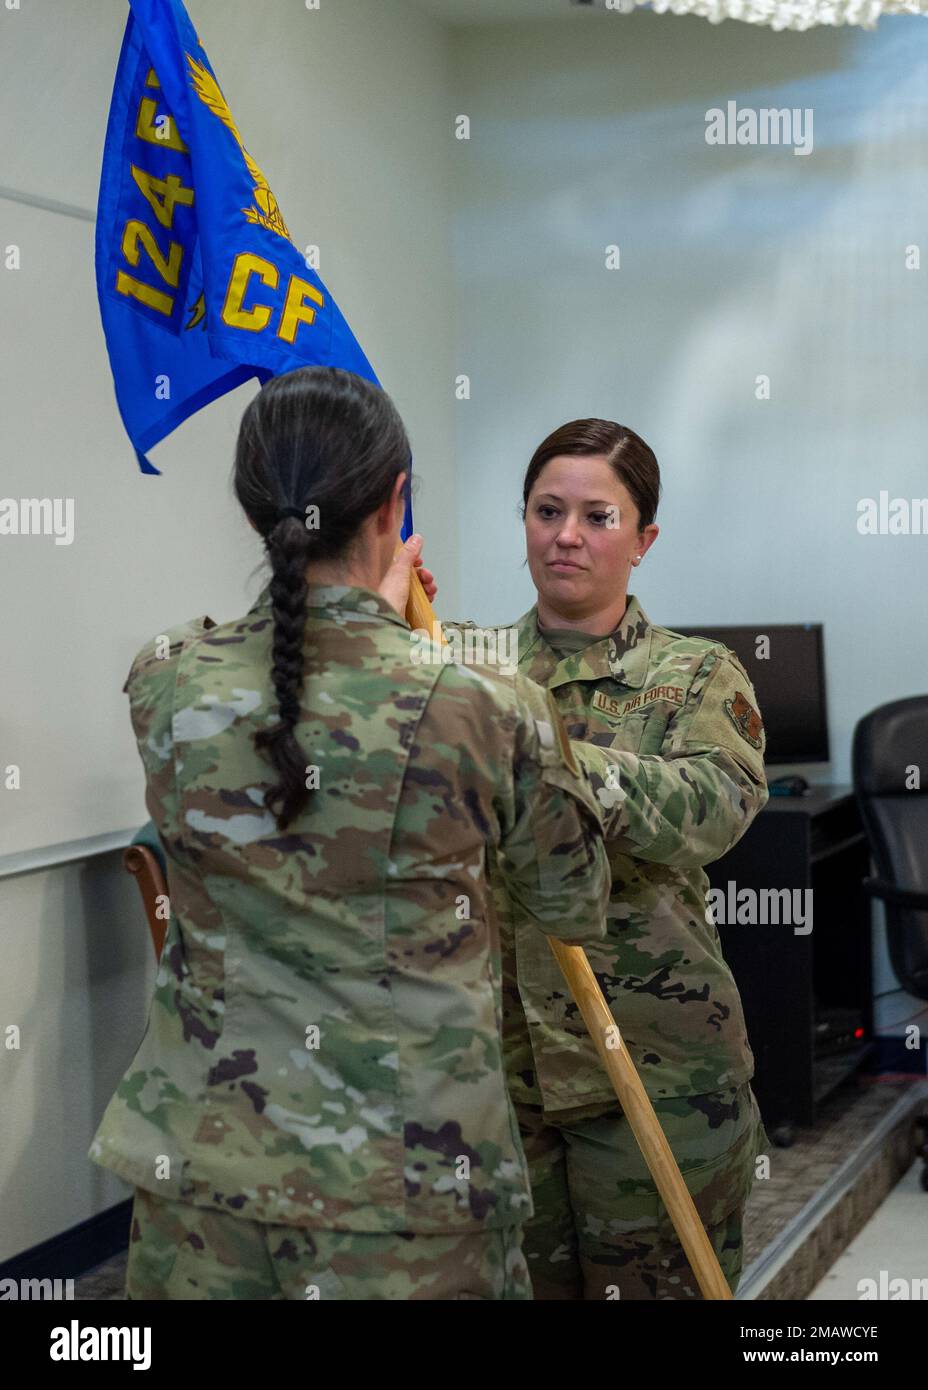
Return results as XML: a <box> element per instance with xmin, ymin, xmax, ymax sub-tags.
<box><xmin>233</xmin><ymin>366</ymin><xmax>411</xmax><ymax>830</ymax></box>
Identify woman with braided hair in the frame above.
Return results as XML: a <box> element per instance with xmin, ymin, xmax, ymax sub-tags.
<box><xmin>89</xmin><ymin>365</ymin><xmax>611</xmax><ymax>1301</ymax></box>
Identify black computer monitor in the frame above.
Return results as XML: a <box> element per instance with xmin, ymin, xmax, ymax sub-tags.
<box><xmin>670</xmin><ymin>623</ymin><xmax>829</xmax><ymax>765</ymax></box>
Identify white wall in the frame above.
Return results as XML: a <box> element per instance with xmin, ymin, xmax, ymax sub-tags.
<box><xmin>450</xmin><ymin>9</ymin><xmax>928</xmax><ymax>789</ymax></box>
<box><xmin>449</xmin><ymin>7</ymin><xmax>928</xmax><ymax>1042</ymax></box>
<box><xmin>1</xmin><ymin>864</ymin><xmax>153</xmax><ymax>1264</ymax></box>
<box><xmin>0</xmin><ymin>0</ymin><xmax>457</xmax><ymax>1260</ymax></box>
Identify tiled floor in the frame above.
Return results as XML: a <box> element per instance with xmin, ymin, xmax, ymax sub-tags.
<box><xmin>741</xmin><ymin>1075</ymin><xmax>927</xmax><ymax>1299</ymax></box>
<box><xmin>808</xmin><ymin>1158</ymin><xmax>927</xmax><ymax>1299</ymax></box>
<box><xmin>743</xmin><ymin>1076</ymin><xmax>920</xmax><ymax>1267</ymax></box>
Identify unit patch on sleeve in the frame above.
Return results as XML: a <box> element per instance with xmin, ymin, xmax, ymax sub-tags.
<box><xmin>723</xmin><ymin>690</ymin><xmax>764</xmax><ymax>749</ymax></box>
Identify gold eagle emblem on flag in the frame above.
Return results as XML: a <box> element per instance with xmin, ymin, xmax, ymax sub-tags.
<box><xmin>185</xmin><ymin>53</ymin><xmax>292</xmax><ymax>243</ymax></box>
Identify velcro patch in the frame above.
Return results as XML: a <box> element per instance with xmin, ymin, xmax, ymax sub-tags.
<box><xmin>723</xmin><ymin>690</ymin><xmax>764</xmax><ymax>748</ymax></box>
<box><xmin>592</xmin><ymin>684</ymin><xmax>684</xmax><ymax>721</ymax></box>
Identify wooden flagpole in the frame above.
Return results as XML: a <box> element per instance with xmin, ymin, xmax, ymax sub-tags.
<box><xmin>405</xmin><ymin>569</ymin><xmax>733</xmax><ymax>1300</ymax></box>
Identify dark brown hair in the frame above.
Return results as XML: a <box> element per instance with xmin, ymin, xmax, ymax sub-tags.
<box><xmin>521</xmin><ymin>418</ymin><xmax>661</xmax><ymax>529</ymax></box>
<box><xmin>233</xmin><ymin>366</ymin><xmax>410</xmax><ymax>831</ymax></box>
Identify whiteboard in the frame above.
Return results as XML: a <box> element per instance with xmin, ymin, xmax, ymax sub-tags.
<box><xmin>0</xmin><ymin>195</ymin><xmax>267</xmax><ymax>857</ymax></box>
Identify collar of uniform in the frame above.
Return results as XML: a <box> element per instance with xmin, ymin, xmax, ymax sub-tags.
<box><xmin>516</xmin><ymin>592</ymin><xmax>653</xmax><ymax>690</ymax></box>
<box><xmin>249</xmin><ymin>581</ymin><xmax>410</xmax><ymax>630</ymax></box>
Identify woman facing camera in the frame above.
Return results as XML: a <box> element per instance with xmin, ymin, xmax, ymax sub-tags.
<box><xmin>448</xmin><ymin>418</ymin><xmax>771</xmax><ymax>1300</ymax></box>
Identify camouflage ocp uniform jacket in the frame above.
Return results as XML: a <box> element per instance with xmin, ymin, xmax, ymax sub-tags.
<box><xmin>89</xmin><ymin>584</ymin><xmax>610</xmax><ymax>1234</ymax></box>
<box><xmin>443</xmin><ymin>593</ymin><xmax>768</xmax><ymax>1121</ymax></box>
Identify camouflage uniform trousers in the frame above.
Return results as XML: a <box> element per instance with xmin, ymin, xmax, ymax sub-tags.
<box><xmin>516</xmin><ymin>1081</ymin><xmax>769</xmax><ymax>1300</ymax></box>
<box><xmin>125</xmin><ymin>1187</ymin><xmax>532</xmax><ymax>1300</ymax></box>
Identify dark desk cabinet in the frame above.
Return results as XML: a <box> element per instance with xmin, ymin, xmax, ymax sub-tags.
<box><xmin>706</xmin><ymin>785</ymin><xmax>873</xmax><ymax>1143</ymax></box>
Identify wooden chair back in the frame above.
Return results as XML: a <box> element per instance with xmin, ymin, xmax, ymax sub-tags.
<box><xmin>123</xmin><ymin>844</ymin><xmax>169</xmax><ymax>960</ymax></box>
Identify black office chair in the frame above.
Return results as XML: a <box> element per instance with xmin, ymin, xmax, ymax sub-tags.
<box><xmin>853</xmin><ymin>695</ymin><xmax>928</xmax><ymax>1191</ymax></box>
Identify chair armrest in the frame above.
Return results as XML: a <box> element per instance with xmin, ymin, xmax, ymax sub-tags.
<box><xmin>862</xmin><ymin>877</ymin><xmax>928</xmax><ymax>911</ymax></box>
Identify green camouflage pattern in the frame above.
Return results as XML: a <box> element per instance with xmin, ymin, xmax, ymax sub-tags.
<box><xmin>444</xmin><ymin>593</ymin><xmax>768</xmax><ymax>1117</ymax></box>
<box><xmin>89</xmin><ymin>582</ymin><xmax>610</xmax><ymax>1235</ymax></box>
<box><xmin>516</xmin><ymin>1081</ymin><xmax>765</xmax><ymax>1299</ymax></box>
<box><xmin>125</xmin><ymin>1186</ymin><xmax>532</xmax><ymax>1300</ymax></box>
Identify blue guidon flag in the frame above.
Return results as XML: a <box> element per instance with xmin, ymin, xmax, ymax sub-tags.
<box><xmin>96</xmin><ymin>0</ymin><xmax>412</xmax><ymax>532</ymax></box>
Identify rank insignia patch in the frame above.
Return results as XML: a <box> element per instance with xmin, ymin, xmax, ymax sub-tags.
<box><xmin>724</xmin><ymin>691</ymin><xmax>764</xmax><ymax>749</ymax></box>
<box><xmin>546</xmin><ymin>688</ymin><xmax>580</xmax><ymax>775</ymax></box>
